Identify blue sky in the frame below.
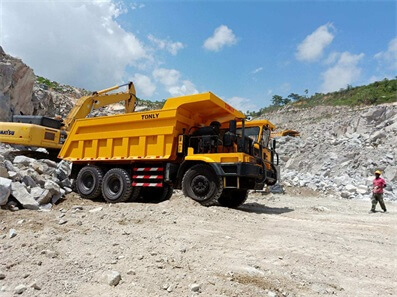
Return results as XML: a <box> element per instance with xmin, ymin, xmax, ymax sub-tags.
<box><xmin>2</xmin><ymin>0</ymin><xmax>396</xmax><ymax>112</ymax></box>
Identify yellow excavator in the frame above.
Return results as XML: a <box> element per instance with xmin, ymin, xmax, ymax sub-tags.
<box><xmin>0</xmin><ymin>82</ymin><xmax>137</xmax><ymax>155</ymax></box>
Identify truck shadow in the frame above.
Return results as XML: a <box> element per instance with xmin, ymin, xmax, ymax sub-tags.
<box><xmin>239</xmin><ymin>202</ymin><xmax>294</xmax><ymax>215</ymax></box>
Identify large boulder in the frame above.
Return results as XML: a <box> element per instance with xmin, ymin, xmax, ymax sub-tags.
<box><xmin>0</xmin><ymin>162</ymin><xmax>8</xmax><ymax>178</ymax></box>
<box><xmin>0</xmin><ymin>177</ymin><xmax>12</xmax><ymax>206</ymax></box>
<box><xmin>13</xmin><ymin>156</ymin><xmax>36</xmax><ymax>166</ymax></box>
<box><xmin>56</xmin><ymin>161</ymin><xmax>71</xmax><ymax>180</ymax></box>
<box><xmin>384</xmin><ymin>166</ymin><xmax>397</xmax><ymax>183</ymax></box>
<box><xmin>11</xmin><ymin>182</ymin><xmax>39</xmax><ymax>210</ymax></box>
<box><xmin>362</xmin><ymin>106</ymin><xmax>387</xmax><ymax>124</ymax></box>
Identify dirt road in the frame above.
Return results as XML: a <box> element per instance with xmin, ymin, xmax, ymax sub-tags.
<box><xmin>0</xmin><ymin>190</ymin><xmax>396</xmax><ymax>296</ymax></box>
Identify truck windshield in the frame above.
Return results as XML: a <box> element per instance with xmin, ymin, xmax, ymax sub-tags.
<box><xmin>236</xmin><ymin>126</ymin><xmax>260</xmax><ymax>142</ymax></box>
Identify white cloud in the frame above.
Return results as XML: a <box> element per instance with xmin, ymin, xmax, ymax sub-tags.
<box><xmin>374</xmin><ymin>37</ymin><xmax>397</xmax><ymax>70</ymax></box>
<box><xmin>227</xmin><ymin>97</ymin><xmax>258</xmax><ymax>113</ymax></box>
<box><xmin>2</xmin><ymin>0</ymin><xmax>150</xmax><ymax>90</ymax></box>
<box><xmin>152</xmin><ymin>68</ymin><xmax>198</xmax><ymax>97</ymax></box>
<box><xmin>324</xmin><ymin>52</ymin><xmax>340</xmax><ymax>65</ymax></box>
<box><xmin>321</xmin><ymin>52</ymin><xmax>364</xmax><ymax>92</ymax></box>
<box><xmin>132</xmin><ymin>74</ymin><xmax>156</xmax><ymax>98</ymax></box>
<box><xmin>168</xmin><ymin>80</ymin><xmax>198</xmax><ymax>97</ymax></box>
<box><xmin>130</xmin><ymin>3</ymin><xmax>145</xmax><ymax>10</ymax></box>
<box><xmin>203</xmin><ymin>25</ymin><xmax>237</xmax><ymax>52</ymax></box>
<box><xmin>152</xmin><ymin>68</ymin><xmax>181</xmax><ymax>86</ymax></box>
<box><xmin>296</xmin><ymin>23</ymin><xmax>335</xmax><ymax>62</ymax></box>
<box><xmin>251</xmin><ymin>67</ymin><xmax>263</xmax><ymax>74</ymax></box>
<box><xmin>148</xmin><ymin>34</ymin><xmax>185</xmax><ymax>55</ymax></box>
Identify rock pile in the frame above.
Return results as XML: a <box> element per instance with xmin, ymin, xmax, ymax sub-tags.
<box><xmin>31</xmin><ymin>83</ymin><xmax>82</xmax><ymax>119</ymax></box>
<box><xmin>264</xmin><ymin>103</ymin><xmax>397</xmax><ymax>200</ymax></box>
<box><xmin>0</xmin><ymin>144</ymin><xmax>72</xmax><ymax>210</ymax></box>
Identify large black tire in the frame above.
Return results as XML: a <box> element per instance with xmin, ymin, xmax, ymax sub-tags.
<box><xmin>182</xmin><ymin>164</ymin><xmax>223</xmax><ymax>206</ymax></box>
<box><xmin>76</xmin><ymin>165</ymin><xmax>103</xmax><ymax>199</ymax></box>
<box><xmin>102</xmin><ymin>168</ymin><xmax>133</xmax><ymax>203</ymax></box>
<box><xmin>140</xmin><ymin>184</ymin><xmax>173</xmax><ymax>203</ymax></box>
<box><xmin>218</xmin><ymin>189</ymin><xmax>248</xmax><ymax>208</ymax></box>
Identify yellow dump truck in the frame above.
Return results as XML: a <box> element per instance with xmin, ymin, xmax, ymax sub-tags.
<box><xmin>59</xmin><ymin>92</ymin><xmax>279</xmax><ymax>207</ymax></box>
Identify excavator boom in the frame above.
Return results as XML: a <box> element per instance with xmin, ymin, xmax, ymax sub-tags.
<box><xmin>64</xmin><ymin>82</ymin><xmax>136</xmax><ymax>130</ymax></box>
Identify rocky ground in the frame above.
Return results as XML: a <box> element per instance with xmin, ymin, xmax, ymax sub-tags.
<box><xmin>0</xmin><ymin>190</ymin><xmax>396</xmax><ymax>297</ymax></box>
<box><xmin>0</xmin><ymin>143</ymin><xmax>72</xmax><ymax>211</ymax></box>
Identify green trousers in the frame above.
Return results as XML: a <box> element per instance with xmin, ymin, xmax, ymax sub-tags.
<box><xmin>371</xmin><ymin>193</ymin><xmax>386</xmax><ymax>212</ymax></box>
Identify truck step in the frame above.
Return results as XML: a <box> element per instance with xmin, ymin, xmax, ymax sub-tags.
<box><xmin>132</xmin><ymin>165</ymin><xmax>164</xmax><ymax>187</ymax></box>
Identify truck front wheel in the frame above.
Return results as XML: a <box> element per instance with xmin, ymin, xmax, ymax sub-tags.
<box><xmin>102</xmin><ymin>168</ymin><xmax>133</xmax><ymax>203</ymax></box>
<box><xmin>218</xmin><ymin>189</ymin><xmax>248</xmax><ymax>208</ymax></box>
<box><xmin>76</xmin><ymin>165</ymin><xmax>103</xmax><ymax>199</ymax></box>
<box><xmin>182</xmin><ymin>164</ymin><xmax>223</xmax><ymax>206</ymax></box>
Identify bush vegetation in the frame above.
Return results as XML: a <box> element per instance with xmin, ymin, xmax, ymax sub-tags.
<box><xmin>247</xmin><ymin>78</ymin><xmax>397</xmax><ymax>117</ymax></box>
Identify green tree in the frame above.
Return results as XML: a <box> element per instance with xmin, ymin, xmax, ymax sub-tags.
<box><xmin>288</xmin><ymin>93</ymin><xmax>301</xmax><ymax>101</ymax></box>
<box><xmin>271</xmin><ymin>95</ymin><xmax>284</xmax><ymax>106</ymax></box>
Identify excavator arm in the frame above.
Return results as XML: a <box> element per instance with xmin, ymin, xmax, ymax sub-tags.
<box><xmin>64</xmin><ymin>82</ymin><xmax>136</xmax><ymax>130</ymax></box>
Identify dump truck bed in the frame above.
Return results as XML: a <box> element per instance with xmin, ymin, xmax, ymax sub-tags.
<box><xmin>59</xmin><ymin>92</ymin><xmax>245</xmax><ymax>162</ymax></box>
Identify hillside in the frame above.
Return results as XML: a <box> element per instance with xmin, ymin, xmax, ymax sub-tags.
<box><xmin>248</xmin><ymin>78</ymin><xmax>397</xmax><ymax>117</ymax></box>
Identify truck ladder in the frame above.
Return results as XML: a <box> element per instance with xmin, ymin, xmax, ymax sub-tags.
<box><xmin>132</xmin><ymin>166</ymin><xmax>164</xmax><ymax>187</ymax></box>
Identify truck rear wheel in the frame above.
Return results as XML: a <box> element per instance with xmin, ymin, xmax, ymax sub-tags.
<box><xmin>218</xmin><ymin>189</ymin><xmax>248</xmax><ymax>208</ymax></box>
<box><xmin>76</xmin><ymin>165</ymin><xmax>103</xmax><ymax>199</ymax></box>
<box><xmin>102</xmin><ymin>168</ymin><xmax>133</xmax><ymax>203</ymax></box>
<box><xmin>140</xmin><ymin>184</ymin><xmax>173</xmax><ymax>203</ymax></box>
<box><xmin>182</xmin><ymin>164</ymin><xmax>223</xmax><ymax>206</ymax></box>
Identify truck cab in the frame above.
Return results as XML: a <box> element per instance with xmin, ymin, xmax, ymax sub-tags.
<box><xmin>237</xmin><ymin>119</ymin><xmax>279</xmax><ymax>189</ymax></box>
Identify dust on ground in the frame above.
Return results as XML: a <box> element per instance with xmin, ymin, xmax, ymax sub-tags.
<box><xmin>0</xmin><ymin>190</ymin><xmax>396</xmax><ymax>296</ymax></box>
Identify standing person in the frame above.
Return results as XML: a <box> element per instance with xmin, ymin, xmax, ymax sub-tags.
<box><xmin>371</xmin><ymin>170</ymin><xmax>387</xmax><ymax>213</ymax></box>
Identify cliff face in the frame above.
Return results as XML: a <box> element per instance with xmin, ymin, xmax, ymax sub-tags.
<box><xmin>0</xmin><ymin>46</ymin><xmax>35</xmax><ymax>121</ymax></box>
<box><xmin>262</xmin><ymin>103</ymin><xmax>397</xmax><ymax>200</ymax></box>
<box><xmin>0</xmin><ymin>47</ymin><xmax>89</xmax><ymax>121</ymax></box>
